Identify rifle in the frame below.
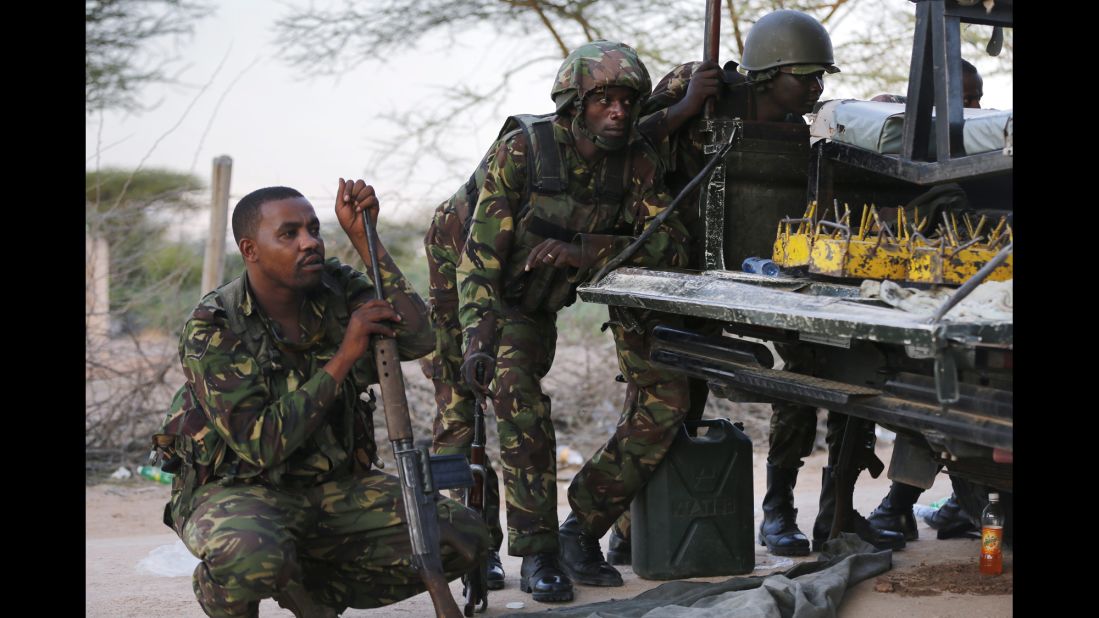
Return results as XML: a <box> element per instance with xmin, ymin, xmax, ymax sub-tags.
<box><xmin>827</xmin><ymin>416</ymin><xmax>885</xmax><ymax>545</ymax></box>
<box><xmin>460</xmin><ymin>352</ymin><xmax>495</xmax><ymax>616</ymax></box>
<box><xmin>362</xmin><ymin>209</ymin><xmax>472</xmax><ymax>618</ymax></box>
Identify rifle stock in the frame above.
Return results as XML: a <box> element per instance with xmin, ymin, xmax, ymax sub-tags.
<box><xmin>363</xmin><ymin>210</ymin><xmax>463</xmax><ymax>618</ymax></box>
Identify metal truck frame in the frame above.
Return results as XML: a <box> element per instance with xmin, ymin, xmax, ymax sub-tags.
<box><xmin>579</xmin><ymin>0</ymin><xmax>1012</xmax><ymax>535</ymax></box>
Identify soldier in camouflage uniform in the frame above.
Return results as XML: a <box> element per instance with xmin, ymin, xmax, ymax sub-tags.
<box><xmin>451</xmin><ymin>40</ymin><xmax>691</xmax><ymax>601</ymax></box>
<box><xmin>421</xmin><ymin>142</ymin><xmax>509</xmax><ymax>590</ymax></box>
<box><xmin>154</xmin><ymin>180</ymin><xmax>489</xmax><ymax>617</ymax></box>
<box><xmin>556</xmin><ymin>58</ymin><xmax>721</xmax><ymax>576</ymax></box>
<box><xmin>632</xmin><ymin>10</ymin><xmax>904</xmax><ymax>559</ymax></box>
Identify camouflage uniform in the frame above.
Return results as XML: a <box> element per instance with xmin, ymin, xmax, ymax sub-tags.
<box><xmin>579</xmin><ymin>61</ymin><xmax>763</xmax><ymax>544</ymax></box>
<box><xmin>456</xmin><ymin>42</ymin><xmax>691</xmax><ymax>556</ymax></box>
<box><xmin>163</xmin><ymin>258</ymin><xmax>489</xmax><ymax>617</ymax></box>
<box><xmin>565</xmin><ymin>312</ymin><xmax>692</xmax><ymax>539</ymax></box>
<box><xmin>422</xmin><ymin>155</ymin><xmax>505</xmax><ymax>550</ymax></box>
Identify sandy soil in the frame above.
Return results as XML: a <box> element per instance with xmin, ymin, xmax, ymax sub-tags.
<box><xmin>86</xmin><ymin>438</ymin><xmax>1012</xmax><ymax>617</ymax></box>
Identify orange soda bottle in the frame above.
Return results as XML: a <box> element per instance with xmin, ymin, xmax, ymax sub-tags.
<box><xmin>979</xmin><ymin>492</ymin><xmax>1004</xmax><ymax>575</ymax></box>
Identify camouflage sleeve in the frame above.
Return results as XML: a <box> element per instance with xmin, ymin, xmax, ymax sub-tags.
<box><xmin>179</xmin><ymin>301</ymin><xmax>337</xmax><ymax>470</ymax></box>
<box><xmin>637</xmin><ymin>62</ymin><xmax>699</xmax><ymax>165</ymax></box>
<box><xmin>456</xmin><ymin>132</ymin><xmax>527</xmax><ymax>355</ymax></box>
<box><xmin>571</xmin><ymin>149</ymin><xmax>690</xmax><ymax>280</ymax></box>
<box><xmin>337</xmin><ymin>257</ymin><xmax>434</xmax><ymax>361</ymax></box>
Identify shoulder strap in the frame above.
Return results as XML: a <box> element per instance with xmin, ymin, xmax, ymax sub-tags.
<box><xmin>509</xmin><ymin>113</ymin><xmax>566</xmax><ymax>195</ymax></box>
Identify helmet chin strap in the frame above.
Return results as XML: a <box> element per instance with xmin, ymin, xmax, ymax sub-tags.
<box><xmin>571</xmin><ymin>110</ymin><xmax>629</xmax><ymax>151</ymax></box>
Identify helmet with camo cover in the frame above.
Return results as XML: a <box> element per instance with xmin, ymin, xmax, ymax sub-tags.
<box><xmin>739</xmin><ymin>10</ymin><xmax>840</xmax><ymax>80</ymax></box>
<box><xmin>551</xmin><ymin>40</ymin><xmax>652</xmax><ymax>115</ymax></box>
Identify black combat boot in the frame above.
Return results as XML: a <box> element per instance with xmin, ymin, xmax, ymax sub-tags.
<box><xmin>486</xmin><ymin>549</ymin><xmax>505</xmax><ymax>590</ymax></box>
<box><xmin>811</xmin><ymin>466</ymin><xmax>906</xmax><ymax>552</ymax></box>
<box><xmin>519</xmin><ymin>552</ymin><xmax>574</xmax><ymax>602</ymax></box>
<box><xmin>916</xmin><ymin>494</ymin><xmax>978</xmax><ymax>539</ymax></box>
<box><xmin>558</xmin><ymin>512</ymin><xmax>624</xmax><ymax>586</ymax></box>
<box><xmin>606</xmin><ymin>526</ymin><xmax>631</xmax><ymax>566</ymax></box>
<box><xmin>758</xmin><ymin>464</ymin><xmax>811</xmax><ymax>556</ymax></box>
<box><xmin>867</xmin><ymin>481</ymin><xmax>923</xmax><ymax>541</ymax></box>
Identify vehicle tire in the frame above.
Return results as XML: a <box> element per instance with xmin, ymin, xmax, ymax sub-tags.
<box><xmin>950</xmin><ymin>476</ymin><xmax>1013</xmax><ymax>548</ymax></box>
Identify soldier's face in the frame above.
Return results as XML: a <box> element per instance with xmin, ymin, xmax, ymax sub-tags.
<box><xmin>583</xmin><ymin>86</ymin><xmax>638</xmax><ymax>141</ymax></box>
<box><xmin>769</xmin><ymin>71</ymin><xmax>825</xmax><ymax>116</ymax></box>
<box><xmin>245</xmin><ymin>197</ymin><xmax>326</xmax><ymax>291</ymax></box>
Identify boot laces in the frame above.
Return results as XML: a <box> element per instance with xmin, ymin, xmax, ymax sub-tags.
<box><xmin>574</xmin><ymin>530</ymin><xmax>605</xmax><ymax>562</ymax></box>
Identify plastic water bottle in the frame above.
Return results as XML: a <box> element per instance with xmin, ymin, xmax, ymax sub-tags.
<box><xmin>979</xmin><ymin>493</ymin><xmax>1004</xmax><ymax>575</ymax></box>
<box><xmin>137</xmin><ymin>465</ymin><xmax>174</xmax><ymax>484</ymax></box>
<box><xmin>741</xmin><ymin>257</ymin><xmax>780</xmax><ymax>276</ymax></box>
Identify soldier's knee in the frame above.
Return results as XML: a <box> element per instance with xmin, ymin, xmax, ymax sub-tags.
<box><xmin>201</xmin><ymin>530</ymin><xmax>300</xmax><ymax>596</ymax></box>
<box><xmin>193</xmin><ymin>562</ymin><xmax>261</xmax><ymax>618</ymax></box>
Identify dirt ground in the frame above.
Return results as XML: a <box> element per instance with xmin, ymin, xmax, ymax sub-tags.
<box><xmin>86</xmin><ymin>434</ymin><xmax>1012</xmax><ymax>617</ymax></box>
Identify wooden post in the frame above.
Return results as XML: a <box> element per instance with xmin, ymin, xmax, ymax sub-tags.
<box><xmin>85</xmin><ymin>232</ymin><xmax>110</xmax><ymax>343</ymax></box>
<box><xmin>201</xmin><ymin>156</ymin><xmax>233</xmax><ymax>296</ymax></box>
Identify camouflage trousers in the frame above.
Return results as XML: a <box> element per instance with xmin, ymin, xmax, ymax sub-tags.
<box><xmin>422</xmin><ymin>312</ymin><xmax>505</xmax><ymax>551</ymax></box>
<box><xmin>431</xmin><ymin>305</ymin><xmax>561</xmax><ymax>556</ymax></box>
<box><xmin>175</xmin><ymin>470</ymin><xmax>488</xmax><ymax>617</ymax></box>
<box><xmin>567</xmin><ymin>311</ymin><xmax>692</xmax><ymax>539</ymax></box>
<box><xmin>767</xmin><ymin>343</ymin><xmax>850</xmax><ymax>470</ymax></box>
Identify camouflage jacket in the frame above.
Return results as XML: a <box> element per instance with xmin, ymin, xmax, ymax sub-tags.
<box><xmin>173</xmin><ymin>258</ymin><xmax>432</xmax><ymax>492</ymax></box>
<box><xmin>456</xmin><ymin>113</ymin><xmax>690</xmax><ymax>355</ymax></box>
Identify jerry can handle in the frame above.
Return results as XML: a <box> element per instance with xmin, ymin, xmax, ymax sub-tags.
<box><xmin>682</xmin><ymin>418</ymin><xmax>731</xmax><ymax>443</ymax></box>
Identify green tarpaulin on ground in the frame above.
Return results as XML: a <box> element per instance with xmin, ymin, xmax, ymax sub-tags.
<box><xmin>504</xmin><ymin>534</ymin><xmax>891</xmax><ymax>618</ymax></box>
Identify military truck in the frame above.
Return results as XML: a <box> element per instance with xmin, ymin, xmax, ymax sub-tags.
<box><xmin>579</xmin><ymin>0</ymin><xmax>1013</xmax><ymax>538</ymax></box>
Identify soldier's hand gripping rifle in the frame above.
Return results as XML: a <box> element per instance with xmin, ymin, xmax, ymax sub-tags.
<box><xmin>362</xmin><ymin>209</ymin><xmax>472</xmax><ymax>618</ymax></box>
<box><xmin>589</xmin><ymin>0</ymin><xmax>739</xmax><ymax>285</ymax></box>
<box><xmin>459</xmin><ymin>352</ymin><xmax>495</xmax><ymax>616</ymax></box>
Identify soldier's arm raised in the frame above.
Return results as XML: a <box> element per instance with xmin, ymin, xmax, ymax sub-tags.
<box><xmin>335</xmin><ymin>178</ymin><xmax>433</xmax><ymax>360</ymax></box>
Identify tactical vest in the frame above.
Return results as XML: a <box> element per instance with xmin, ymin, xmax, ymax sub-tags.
<box><xmin>152</xmin><ymin>263</ymin><xmax>375</xmax><ymax>529</ymax></box>
<box><xmin>428</xmin><ymin>113</ymin><xmax>632</xmax><ymax>315</ymax></box>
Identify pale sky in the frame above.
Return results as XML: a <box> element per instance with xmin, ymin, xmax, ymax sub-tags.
<box><xmin>86</xmin><ymin>0</ymin><xmax>1011</xmax><ymax>235</ymax></box>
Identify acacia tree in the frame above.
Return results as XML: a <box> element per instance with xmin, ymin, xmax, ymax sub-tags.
<box><xmin>86</xmin><ymin>0</ymin><xmax>210</xmax><ymax>114</ymax></box>
<box><xmin>272</xmin><ymin>0</ymin><xmax>1011</xmax><ymax>196</ymax></box>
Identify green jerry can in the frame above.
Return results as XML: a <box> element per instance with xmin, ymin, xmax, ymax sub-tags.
<box><xmin>631</xmin><ymin>418</ymin><xmax>754</xmax><ymax>579</ymax></box>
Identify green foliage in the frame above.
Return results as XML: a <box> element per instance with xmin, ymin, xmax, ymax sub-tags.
<box><xmin>86</xmin><ymin>167</ymin><xmax>204</xmax><ymax>210</ymax></box>
<box><xmin>86</xmin><ymin>167</ymin><xmax>206</xmax><ymax>334</ymax></box>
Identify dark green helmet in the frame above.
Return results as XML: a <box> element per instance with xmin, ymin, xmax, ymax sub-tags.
<box><xmin>739</xmin><ymin>10</ymin><xmax>840</xmax><ymax>75</ymax></box>
<box><xmin>551</xmin><ymin>40</ymin><xmax>652</xmax><ymax>114</ymax></box>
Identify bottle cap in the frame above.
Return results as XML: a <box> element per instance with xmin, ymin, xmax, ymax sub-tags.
<box><xmin>988</xmin><ymin>492</ymin><xmax>999</xmax><ymax>501</ymax></box>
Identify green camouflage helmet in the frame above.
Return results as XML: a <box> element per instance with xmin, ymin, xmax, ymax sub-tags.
<box><xmin>739</xmin><ymin>10</ymin><xmax>840</xmax><ymax>75</ymax></box>
<box><xmin>551</xmin><ymin>40</ymin><xmax>652</xmax><ymax>114</ymax></box>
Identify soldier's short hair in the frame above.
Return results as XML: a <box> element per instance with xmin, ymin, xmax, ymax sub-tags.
<box><xmin>961</xmin><ymin>59</ymin><xmax>978</xmax><ymax>76</ymax></box>
<box><xmin>232</xmin><ymin>186</ymin><xmax>305</xmax><ymax>245</ymax></box>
